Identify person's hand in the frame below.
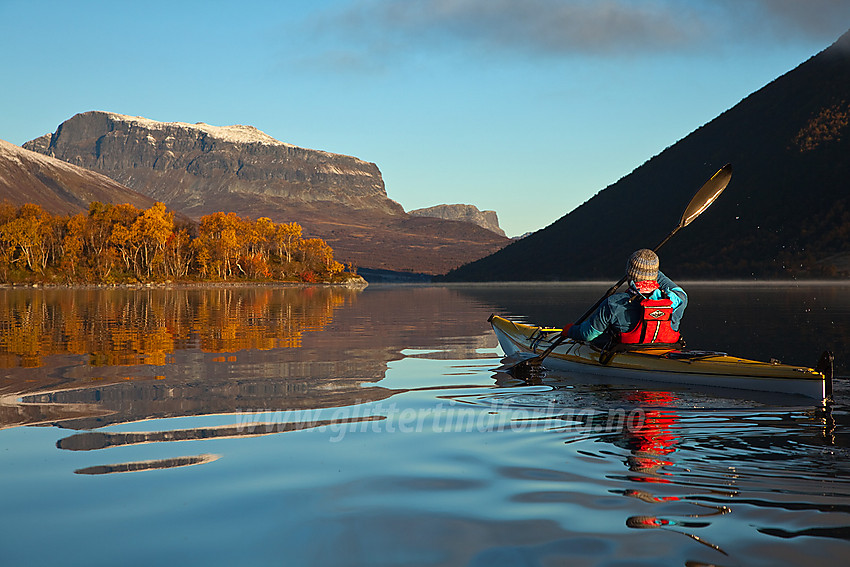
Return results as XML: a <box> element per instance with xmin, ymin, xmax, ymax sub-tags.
<box><xmin>559</xmin><ymin>324</ymin><xmax>574</xmax><ymax>338</ymax></box>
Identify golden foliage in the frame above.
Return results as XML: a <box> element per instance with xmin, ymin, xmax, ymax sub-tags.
<box><xmin>794</xmin><ymin>102</ymin><xmax>850</xmax><ymax>152</ymax></box>
<box><xmin>0</xmin><ymin>287</ymin><xmax>351</xmax><ymax>368</ymax></box>
<box><xmin>0</xmin><ymin>202</ymin><xmax>352</xmax><ymax>284</ymax></box>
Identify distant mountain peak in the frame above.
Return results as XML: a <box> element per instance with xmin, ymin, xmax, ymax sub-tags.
<box><xmin>24</xmin><ymin>110</ymin><xmax>402</xmax><ymax>215</ymax></box>
<box><xmin>408</xmin><ymin>203</ymin><xmax>506</xmax><ymax>237</ymax></box>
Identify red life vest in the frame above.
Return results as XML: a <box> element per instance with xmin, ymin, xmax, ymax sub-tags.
<box><xmin>619</xmin><ymin>296</ymin><xmax>680</xmax><ymax>345</ymax></box>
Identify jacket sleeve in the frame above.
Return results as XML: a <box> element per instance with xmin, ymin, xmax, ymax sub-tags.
<box><xmin>567</xmin><ymin>298</ymin><xmax>613</xmax><ymax>342</ymax></box>
<box><xmin>657</xmin><ymin>270</ymin><xmax>687</xmax><ymax>330</ymax></box>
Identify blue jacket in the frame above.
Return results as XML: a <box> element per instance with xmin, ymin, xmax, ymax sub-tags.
<box><xmin>567</xmin><ymin>271</ymin><xmax>687</xmax><ymax>343</ymax></box>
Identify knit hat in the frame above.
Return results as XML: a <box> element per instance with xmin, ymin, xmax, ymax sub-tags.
<box><xmin>626</xmin><ymin>249</ymin><xmax>659</xmax><ymax>282</ymax></box>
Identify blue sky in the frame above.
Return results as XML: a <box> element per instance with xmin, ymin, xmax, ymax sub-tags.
<box><xmin>1</xmin><ymin>1</ymin><xmax>849</xmax><ymax>237</ymax></box>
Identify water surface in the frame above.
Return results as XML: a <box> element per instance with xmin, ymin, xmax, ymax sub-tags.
<box><xmin>1</xmin><ymin>283</ymin><xmax>849</xmax><ymax>566</ymax></box>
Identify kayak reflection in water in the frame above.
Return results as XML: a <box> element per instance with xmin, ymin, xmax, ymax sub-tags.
<box><xmin>617</xmin><ymin>390</ymin><xmax>731</xmax><ymax>556</ymax></box>
<box><xmin>561</xmin><ymin>249</ymin><xmax>688</xmax><ymax>350</ymax></box>
<box><xmin>622</xmin><ymin>391</ymin><xmax>679</xmax><ymax>483</ymax></box>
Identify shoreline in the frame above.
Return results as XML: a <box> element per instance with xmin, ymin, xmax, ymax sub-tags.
<box><xmin>433</xmin><ymin>279</ymin><xmax>850</xmax><ymax>287</ymax></box>
<box><xmin>0</xmin><ymin>277</ymin><xmax>369</xmax><ymax>290</ymax></box>
<box><xmin>4</xmin><ymin>278</ymin><xmax>849</xmax><ymax>291</ymax></box>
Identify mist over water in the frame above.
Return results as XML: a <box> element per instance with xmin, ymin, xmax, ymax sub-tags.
<box><xmin>1</xmin><ymin>283</ymin><xmax>849</xmax><ymax>566</ymax></box>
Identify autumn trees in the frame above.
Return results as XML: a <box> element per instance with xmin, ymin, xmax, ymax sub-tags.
<box><xmin>190</xmin><ymin>212</ymin><xmax>344</xmax><ymax>281</ymax></box>
<box><xmin>0</xmin><ymin>202</ymin><xmax>350</xmax><ymax>284</ymax></box>
<box><xmin>0</xmin><ymin>203</ymin><xmax>57</xmax><ymax>279</ymax></box>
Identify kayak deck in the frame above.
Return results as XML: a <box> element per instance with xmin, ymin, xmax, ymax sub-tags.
<box><xmin>489</xmin><ymin>314</ymin><xmax>830</xmax><ymax>400</ymax></box>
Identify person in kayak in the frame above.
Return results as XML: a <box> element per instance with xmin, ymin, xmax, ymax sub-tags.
<box><xmin>561</xmin><ymin>249</ymin><xmax>687</xmax><ymax>347</ymax></box>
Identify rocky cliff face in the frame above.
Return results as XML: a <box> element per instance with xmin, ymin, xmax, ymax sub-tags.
<box><xmin>25</xmin><ymin>111</ymin><xmax>403</xmax><ymax>217</ymax></box>
<box><xmin>408</xmin><ymin>204</ymin><xmax>506</xmax><ymax>237</ymax></box>
<box><xmin>24</xmin><ymin>112</ymin><xmax>510</xmax><ymax>275</ymax></box>
<box><xmin>0</xmin><ymin>139</ymin><xmax>156</xmax><ymax>215</ymax></box>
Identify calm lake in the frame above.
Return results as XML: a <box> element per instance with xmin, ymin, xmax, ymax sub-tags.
<box><xmin>1</xmin><ymin>283</ymin><xmax>849</xmax><ymax>566</ymax></box>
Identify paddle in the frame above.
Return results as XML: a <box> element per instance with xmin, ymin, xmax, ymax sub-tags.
<box><xmin>509</xmin><ymin>163</ymin><xmax>733</xmax><ymax>374</ymax></box>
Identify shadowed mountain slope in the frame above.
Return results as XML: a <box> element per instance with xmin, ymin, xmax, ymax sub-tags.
<box><xmin>442</xmin><ymin>30</ymin><xmax>850</xmax><ymax>281</ymax></box>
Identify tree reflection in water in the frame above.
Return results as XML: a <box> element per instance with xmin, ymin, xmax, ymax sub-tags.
<box><xmin>0</xmin><ymin>286</ymin><xmax>391</xmax><ymax>429</ymax></box>
<box><xmin>0</xmin><ymin>286</ymin><xmax>351</xmax><ymax>369</ymax></box>
<box><xmin>0</xmin><ymin>285</ymin><xmax>498</xmax><ymax>475</ymax></box>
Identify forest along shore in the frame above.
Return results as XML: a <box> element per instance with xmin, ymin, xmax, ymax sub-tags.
<box><xmin>0</xmin><ymin>202</ymin><xmax>362</xmax><ymax>286</ymax></box>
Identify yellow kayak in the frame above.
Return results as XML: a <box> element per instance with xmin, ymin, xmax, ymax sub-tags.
<box><xmin>489</xmin><ymin>315</ymin><xmax>832</xmax><ymax>400</ymax></box>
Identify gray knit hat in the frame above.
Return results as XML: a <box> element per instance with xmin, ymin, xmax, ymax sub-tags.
<box><xmin>626</xmin><ymin>249</ymin><xmax>659</xmax><ymax>282</ymax></box>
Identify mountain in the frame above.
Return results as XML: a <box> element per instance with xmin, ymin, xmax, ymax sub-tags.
<box><xmin>0</xmin><ymin>139</ymin><xmax>156</xmax><ymax>215</ymax></box>
<box><xmin>442</xmin><ymin>29</ymin><xmax>850</xmax><ymax>281</ymax></box>
<box><xmin>24</xmin><ymin>112</ymin><xmax>509</xmax><ymax>274</ymax></box>
<box><xmin>25</xmin><ymin>111</ymin><xmax>400</xmax><ymax>215</ymax></box>
<box><xmin>408</xmin><ymin>204</ymin><xmax>506</xmax><ymax>237</ymax></box>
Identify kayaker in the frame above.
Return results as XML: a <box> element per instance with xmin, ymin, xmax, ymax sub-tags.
<box><xmin>561</xmin><ymin>249</ymin><xmax>687</xmax><ymax>346</ymax></box>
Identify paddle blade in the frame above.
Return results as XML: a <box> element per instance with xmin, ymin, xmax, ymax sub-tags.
<box><xmin>495</xmin><ymin>352</ymin><xmax>539</xmax><ymax>373</ymax></box>
<box><xmin>680</xmin><ymin>164</ymin><xmax>732</xmax><ymax>228</ymax></box>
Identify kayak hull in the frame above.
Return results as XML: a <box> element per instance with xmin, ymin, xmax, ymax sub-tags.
<box><xmin>489</xmin><ymin>315</ymin><xmax>828</xmax><ymax>400</ymax></box>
